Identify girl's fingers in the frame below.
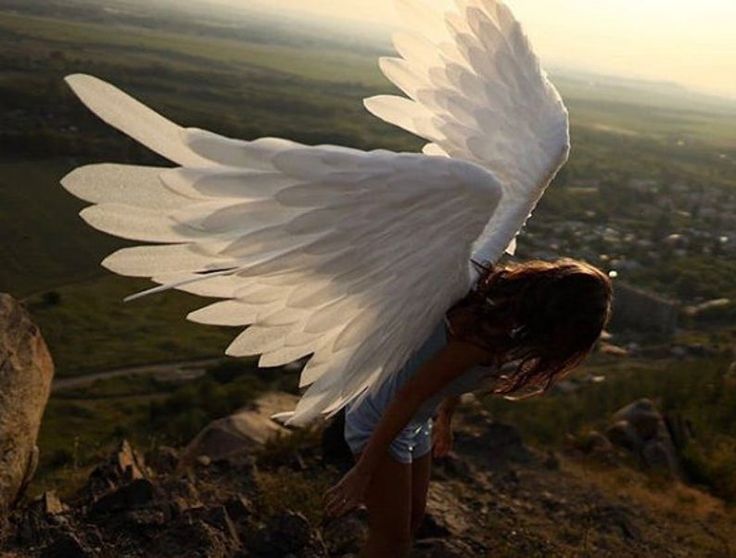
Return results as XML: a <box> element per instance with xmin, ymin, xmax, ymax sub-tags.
<box><xmin>324</xmin><ymin>480</ymin><xmax>346</xmax><ymax>504</ymax></box>
<box><xmin>323</xmin><ymin>469</ymin><xmax>367</xmax><ymax>518</ymax></box>
<box><xmin>326</xmin><ymin>489</ymin><xmax>347</xmax><ymax>516</ymax></box>
<box><xmin>327</xmin><ymin>498</ymin><xmax>347</xmax><ymax>519</ymax></box>
<box><xmin>325</xmin><ymin>490</ymin><xmax>359</xmax><ymax>519</ymax></box>
<box><xmin>326</xmin><ymin>491</ymin><xmax>342</xmax><ymax>513</ymax></box>
<box><xmin>324</xmin><ymin>486</ymin><xmax>337</xmax><ymax>502</ymax></box>
<box><xmin>331</xmin><ymin>497</ymin><xmax>356</xmax><ymax>518</ymax></box>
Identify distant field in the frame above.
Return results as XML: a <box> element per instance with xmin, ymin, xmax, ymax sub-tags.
<box><xmin>1</xmin><ymin>8</ymin><xmax>735</xmax><ymax>378</ymax></box>
<box><xmin>563</xmin><ymin>94</ymin><xmax>736</xmax><ymax>149</ymax></box>
<box><xmin>2</xmin><ymin>10</ymin><xmax>735</xmax><ymax>147</ymax></box>
<box><xmin>0</xmin><ymin>11</ymin><xmax>386</xmax><ymax>86</ymax></box>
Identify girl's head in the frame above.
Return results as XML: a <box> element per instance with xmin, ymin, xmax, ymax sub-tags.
<box><xmin>448</xmin><ymin>258</ymin><xmax>613</xmax><ymax>397</ymax></box>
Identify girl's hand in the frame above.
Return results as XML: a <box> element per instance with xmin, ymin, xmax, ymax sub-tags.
<box><xmin>432</xmin><ymin>418</ymin><xmax>454</xmax><ymax>458</ymax></box>
<box><xmin>324</xmin><ymin>464</ymin><xmax>372</xmax><ymax>519</ymax></box>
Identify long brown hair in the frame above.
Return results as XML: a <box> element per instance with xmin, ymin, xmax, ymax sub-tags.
<box><xmin>449</xmin><ymin>259</ymin><xmax>613</xmax><ymax>398</ymax></box>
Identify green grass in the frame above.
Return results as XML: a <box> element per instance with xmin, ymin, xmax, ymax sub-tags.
<box><xmin>35</xmin><ymin>386</ymin><xmax>158</xmax><ymax>495</ymax></box>
<box><xmin>484</xmin><ymin>355</ymin><xmax>733</xmax><ymax>445</ymax></box>
<box><xmin>24</xmin><ymin>275</ymin><xmax>238</xmax><ymax>378</ymax></box>
<box><xmin>483</xmin><ymin>354</ymin><xmax>736</xmax><ymax>502</ymax></box>
<box><xmin>35</xmin><ymin>359</ymin><xmax>298</xmax><ymax>494</ymax></box>
<box><xmin>0</xmin><ymin>158</ymin><xmax>122</xmax><ymax>295</ymax></box>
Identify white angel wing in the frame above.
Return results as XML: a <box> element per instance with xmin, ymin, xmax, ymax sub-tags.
<box><xmin>365</xmin><ymin>0</ymin><xmax>570</xmax><ymax>262</ymax></box>
<box><xmin>61</xmin><ymin>75</ymin><xmax>502</xmax><ymax>425</ymax></box>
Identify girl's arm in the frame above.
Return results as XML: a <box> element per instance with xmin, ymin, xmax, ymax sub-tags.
<box><xmin>433</xmin><ymin>395</ymin><xmax>461</xmax><ymax>458</ymax></box>
<box><xmin>325</xmin><ymin>340</ymin><xmax>488</xmax><ymax>517</ymax></box>
<box><xmin>437</xmin><ymin>394</ymin><xmax>461</xmax><ymax>421</ymax></box>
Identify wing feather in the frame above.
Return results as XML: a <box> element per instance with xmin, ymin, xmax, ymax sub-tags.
<box><xmin>368</xmin><ymin>0</ymin><xmax>570</xmax><ymax>263</ymax></box>
<box><xmin>64</xmin><ymin>75</ymin><xmax>210</xmax><ymax>167</ymax></box>
<box><xmin>62</xmin><ymin>75</ymin><xmax>502</xmax><ymax>425</ymax></box>
<box><xmin>62</xmin><ymin>164</ymin><xmax>189</xmax><ymax>210</ymax></box>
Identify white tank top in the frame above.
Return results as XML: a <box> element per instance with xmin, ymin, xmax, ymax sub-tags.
<box><xmin>351</xmin><ymin>319</ymin><xmax>501</xmax><ymax>425</ymax></box>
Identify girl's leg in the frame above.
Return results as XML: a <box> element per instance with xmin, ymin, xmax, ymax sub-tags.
<box><xmin>356</xmin><ymin>453</ymin><xmax>413</xmax><ymax>558</ymax></box>
<box><xmin>410</xmin><ymin>451</ymin><xmax>432</xmax><ymax>536</ymax></box>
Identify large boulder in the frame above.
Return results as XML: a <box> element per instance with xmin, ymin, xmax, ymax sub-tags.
<box><xmin>605</xmin><ymin>399</ymin><xmax>680</xmax><ymax>476</ymax></box>
<box><xmin>0</xmin><ymin>294</ymin><xmax>54</xmax><ymax>513</ymax></box>
<box><xmin>181</xmin><ymin>392</ymin><xmax>299</xmax><ymax>465</ymax></box>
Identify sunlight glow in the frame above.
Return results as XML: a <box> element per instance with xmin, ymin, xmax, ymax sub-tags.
<box><xmin>212</xmin><ymin>0</ymin><xmax>736</xmax><ymax>99</ymax></box>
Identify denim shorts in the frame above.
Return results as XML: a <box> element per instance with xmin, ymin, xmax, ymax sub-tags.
<box><xmin>341</xmin><ymin>318</ymin><xmax>497</xmax><ymax>464</ymax></box>
<box><xmin>344</xmin><ymin>409</ymin><xmax>433</xmax><ymax>464</ymax></box>
<box><xmin>342</xmin><ymin>320</ymin><xmax>448</xmax><ymax>464</ymax></box>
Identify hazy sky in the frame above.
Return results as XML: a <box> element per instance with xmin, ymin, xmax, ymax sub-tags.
<box><xmin>214</xmin><ymin>0</ymin><xmax>736</xmax><ymax>99</ymax></box>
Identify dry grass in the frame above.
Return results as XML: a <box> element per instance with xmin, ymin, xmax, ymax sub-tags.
<box><xmin>566</xmin><ymin>456</ymin><xmax>736</xmax><ymax>550</ymax></box>
<box><xmin>253</xmin><ymin>468</ymin><xmax>333</xmax><ymax>526</ymax></box>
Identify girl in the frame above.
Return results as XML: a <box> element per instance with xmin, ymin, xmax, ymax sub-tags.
<box><xmin>325</xmin><ymin>258</ymin><xmax>613</xmax><ymax>557</ymax></box>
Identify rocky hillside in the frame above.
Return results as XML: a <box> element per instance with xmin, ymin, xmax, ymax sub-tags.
<box><xmin>1</xmin><ymin>393</ymin><xmax>734</xmax><ymax>558</ymax></box>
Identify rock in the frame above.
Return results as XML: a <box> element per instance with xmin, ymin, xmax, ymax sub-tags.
<box><xmin>114</xmin><ymin>440</ymin><xmax>150</xmax><ymax>481</ymax></box>
<box><xmin>416</xmin><ymin>513</ymin><xmax>452</xmax><ymax>540</ymax></box>
<box><xmin>146</xmin><ymin>446</ymin><xmax>179</xmax><ymax>474</ymax></box>
<box><xmin>599</xmin><ymin>343</ymin><xmax>630</xmax><ymax>357</ymax></box>
<box><xmin>224</xmin><ymin>494</ymin><xmax>256</xmax><ymax>522</ymax></box>
<box><xmin>641</xmin><ymin>441</ymin><xmax>678</xmax><ymax>473</ymax></box>
<box><xmin>12</xmin><ymin>492</ymin><xmax>69</xmax><ymax>548</ymax></box>
<box><xmin>322</xmin><ymin>509</ymin><xmax>368</xmax><ymax>556</ymax></box>
<box><xmin>579</xmin><ymin>431</ymin><xmax>614</xmax><ymax>454</ymax></box>
<box><xmin>86</xmin><ymin>440</ymin><xmax>150</xmax><ymax>496</ymax></box>
<box><xmin>613</xmin><ymin>399</ymin><xmax>661</xmax><ymax>441</ymax></box>
<box><xmin>432</xmin><ymin>452</ymin><xmax>475</xmax><ymax>481</ymax></box>
<box><xmin>89</xmin><ymin>479</ymin><xmax>155</xmax><ymax>515</ymax></box>
<box><xmin>41</xmin><ymin>531</ymin><xmax>94</xmax><ymax>558</ymax></box>
<box><xmin>0</xmin><ymin>294</ymin><xmax>55</xmax><ymax>513</ymax></box>
<box><xmin>412</xmin><ymin>538</ymin><xmax>478</xmax><ymax>557</ymax></box>
<box><xmin>606</xmin><ymin>421</ymin><xmax>641</xmax><ymax>452</ymax></box>
<box><xmin>16</xmin><ymin>503</ymin><xmax>51</xmax><ymax>547</ymax></box>
<box><xmin>187</xmin><ymin>506</ymin><xmax>241</xmax><ymax>547</ymax></box>
<box><xmin>684</xmin><ymin>298</ymin><xmax>731</xmax><ymax>317</ymax></box>
<box><xmin>149</xmin><ymin>517</ymin><xmax>234</xmax><ymax>558</ymax></box>
<box><xmin>248</xmin><ymin>511</ymin><xmax>315</xmax><ymax>557</ymax></box>
<box><xmin>163</xmin><ymin>496</ymin><xmax>187</xmax><ymax>519</ymax></box>
<box><xmin>121</xmin><ymin>508</ymin><xmax>167</xmax><ymax>528</ymax></box>
<box><xmin>606</xmin><ymin>399</ymin><xmax>680</xmax><ymax>476</ymax></box>
<box><xmin>159</xmin><ymin>478</ymin><xmax>202</xmax><ymax>516</ymax></box>
<box><xmin>31</xmin><ymin>491</ymin><xmax>66</xmax><ymax>516</ymax></box>
<box><xmin>417</xmin><ymin>484</ymin><xmax>470</xmax><ymax>539</ymax></box>
<box><xmin>181</xmin><ymin>392</ymin><xmax>299</xmax><ymax>465</ymax></box>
